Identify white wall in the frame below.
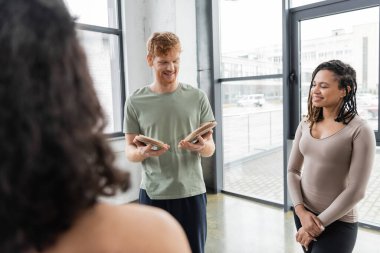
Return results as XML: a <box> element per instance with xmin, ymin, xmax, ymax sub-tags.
<box><xmin>102</xmin><ymin>137</ymin><xmax>142</xmax><ymax>204</ymax></box>
<box><xmin>122</xmin><ymin>0</ymin><xmax>197</xmax><ymax>91</ymax></box>
<box><xmin>104</xmin><ymin>0</ymin><xmax>198</xmax><ymax>204</ymax></box>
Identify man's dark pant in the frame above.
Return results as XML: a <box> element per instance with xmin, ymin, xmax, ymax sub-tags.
<box><xmin>139</xmin><ymin>189</ymin><xmax>207</xmax><ymax>253</ymax></box>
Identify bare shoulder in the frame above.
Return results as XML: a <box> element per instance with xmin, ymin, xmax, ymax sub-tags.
<box><xmin>44</xmin><ymin>203</ymin><xmax>191</xmax><ymax>253</ymax></box>
<box><xmin>101</xmin><ymin>203</ymin><xmax>192</xmax><ymax>253</ymax></box>
<box><xmin>112</xmin><ymin>202</ymin><xmax>179</xmax><ymax>229</ymax></box>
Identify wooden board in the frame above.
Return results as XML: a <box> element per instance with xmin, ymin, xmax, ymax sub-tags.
<box><xmin>135</xmin><ymin>135</ymin><xmax>165</xmax><ymax>150</ymax></box>
<box><xmin>184</xmin><ymin>121</ymin><xmax>217</xmax><ymax>143</ymax></box>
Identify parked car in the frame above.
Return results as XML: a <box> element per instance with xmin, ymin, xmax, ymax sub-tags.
<box><xmin>236</xmin><ymin>94</ymin><xmax>266</xmax><ymax>107</ymax></box>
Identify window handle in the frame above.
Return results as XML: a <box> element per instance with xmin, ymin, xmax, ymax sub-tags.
<box><xmin>289</xmin><ymin>71</ymin><xmax>296</xmax><ymax>84</ymax></box>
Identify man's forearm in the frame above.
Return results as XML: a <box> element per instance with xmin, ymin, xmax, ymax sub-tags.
<box><xmin>199</xmin><ymin>140</ymin><xmax>215</xmax><ymax>157</ymax></box>
<box><xmin>125</xmin><ymin>144</ymin><xmax>146</xmax><ymax>162</ymax></box>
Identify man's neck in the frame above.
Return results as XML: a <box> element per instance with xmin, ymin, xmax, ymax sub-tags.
<box><xmin>150</xmin><ymin>81</ymin><xmax>179</xmax><ymax>94</ymax></box>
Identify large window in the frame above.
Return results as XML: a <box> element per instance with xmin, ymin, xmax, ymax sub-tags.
<box><xmin>64</xmin><ymin>0</ymin><xmax>125</xmax><ymax>135</ymax></box>
<box><xmin>289</xmin><ymin>0</ymin><xmax>380</xmax><ymax>228</ymax></box>
<box><xmin>220</xmin><ymin>0</ymin><xmax>282</xmax><ymax>78</ymax></box>
<box><xmin>299</xmin><ymin>8</ymin><xmax>379</xmax><ymax>131</ymax></box>
<box><xmin>214</xmin><ymin>0</ymin><xmax>380</xmax><ymax>231</ymax></box>
<box><xmin>220</xmin><ymin>0</ymin><xmax>284</xmax><ymax>206</ymax></box>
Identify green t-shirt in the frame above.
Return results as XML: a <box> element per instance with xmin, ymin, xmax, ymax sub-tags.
<box><xmin>124</xmin><ymin>83</ymin><xmax>215</xmax><ymax>199</ymax></box>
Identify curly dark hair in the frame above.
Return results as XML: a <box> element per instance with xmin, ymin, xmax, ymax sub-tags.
<box><xmin>0</xmin><ymin>0</ymin><xmax>129</xmax><ymax>252</ymax></box>
<box><xmin>306</xmin><ymin>59</ymin><xmax>358</xmax><ymax>128</ymax></box>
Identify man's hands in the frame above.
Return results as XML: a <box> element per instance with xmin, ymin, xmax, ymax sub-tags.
<box><xmin>125</xmin><ymin>130</ymin><xmax>215</xmax><ymax>162</ymax></box>
<box><xmin>178</xmin><ymin>130</ymin><xmax>214</xmax><ymax>157</ymax></box>
<box><xmin>125</xmin><ymin>134</ymin><xmax>170</xmax><ymax>162</ymax></box>
<box><xmin>178</xmin><ymin>130</ymin><xmax>212</xmax><ymax>151</ymax></box>
<box><xmin>133</xmin><ymin>137</ymin><xmax>170</xmax><ymax>159</ymax></box>
<box><xmin>295</xmin><ymin>205</ymin><xmax>325</xmax><ymax>251</ymax></box>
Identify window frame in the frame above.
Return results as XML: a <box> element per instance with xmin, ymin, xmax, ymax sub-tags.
<box><xmin>286</xmin><ymin>0</ymin><xmax>380</xmax><ymax>230</ymax></box>
<box><xmin>215</xmin><ymin>0</ymin><xmax>285</xmax><ymax>208</ymax></box>
<box><xmin>74</xmin><ymin>0</ymin><xmax>126</xmax><ymax>137</ymax></box>
<box><xmin>287</xmin><ymin>0</ymin><xmax>380</xmax><ymax>141</ymax></box>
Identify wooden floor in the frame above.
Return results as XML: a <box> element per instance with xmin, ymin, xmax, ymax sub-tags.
<box><xmin>205</xmin><ymin>193</ymin><xmax>380</xmax><ymax>253</ymax></box>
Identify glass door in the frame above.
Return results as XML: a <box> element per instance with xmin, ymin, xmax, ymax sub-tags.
<box><xmin>219</xmin><ymin>0</ymin><xmax>284</xmax><ymax>206</ymax></box>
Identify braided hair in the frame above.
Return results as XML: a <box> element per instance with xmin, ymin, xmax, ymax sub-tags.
<box><xmin>306</xmin><ymin>59</ymin><xmax>358</xmax><ymax>128</ymax></box>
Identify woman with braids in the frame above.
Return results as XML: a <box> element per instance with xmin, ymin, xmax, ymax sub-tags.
<box><xmin>0</xmin><ymin>0</ymin><xmax>191</xmax><ymax>253</ymax></box>
<box><xmin>287</xmin><ymin>60</ymin><xmax>375</xmax><ymax>253</ymax></box>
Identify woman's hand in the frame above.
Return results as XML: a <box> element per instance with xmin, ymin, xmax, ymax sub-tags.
<box><xmin>296</xmin><ymin>227</ymin><xmax>315</xmax><ymax>251</ymax></box>
<box><xmin>295</xmin><ymin>205</ymin><xmax>325</xmax><ymax>237</ymax></box>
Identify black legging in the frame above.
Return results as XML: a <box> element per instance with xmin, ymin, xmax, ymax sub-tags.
<box><xmin>293</xmin><ymin>210</ymin><xmax>358</xmax><ymax>253</ymax></box>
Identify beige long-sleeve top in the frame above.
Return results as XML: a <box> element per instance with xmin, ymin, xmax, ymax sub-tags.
<box><xmin>287</xmin><ymin>116</ymin><xmax>375</xmax><ymax>226</ymax></box>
